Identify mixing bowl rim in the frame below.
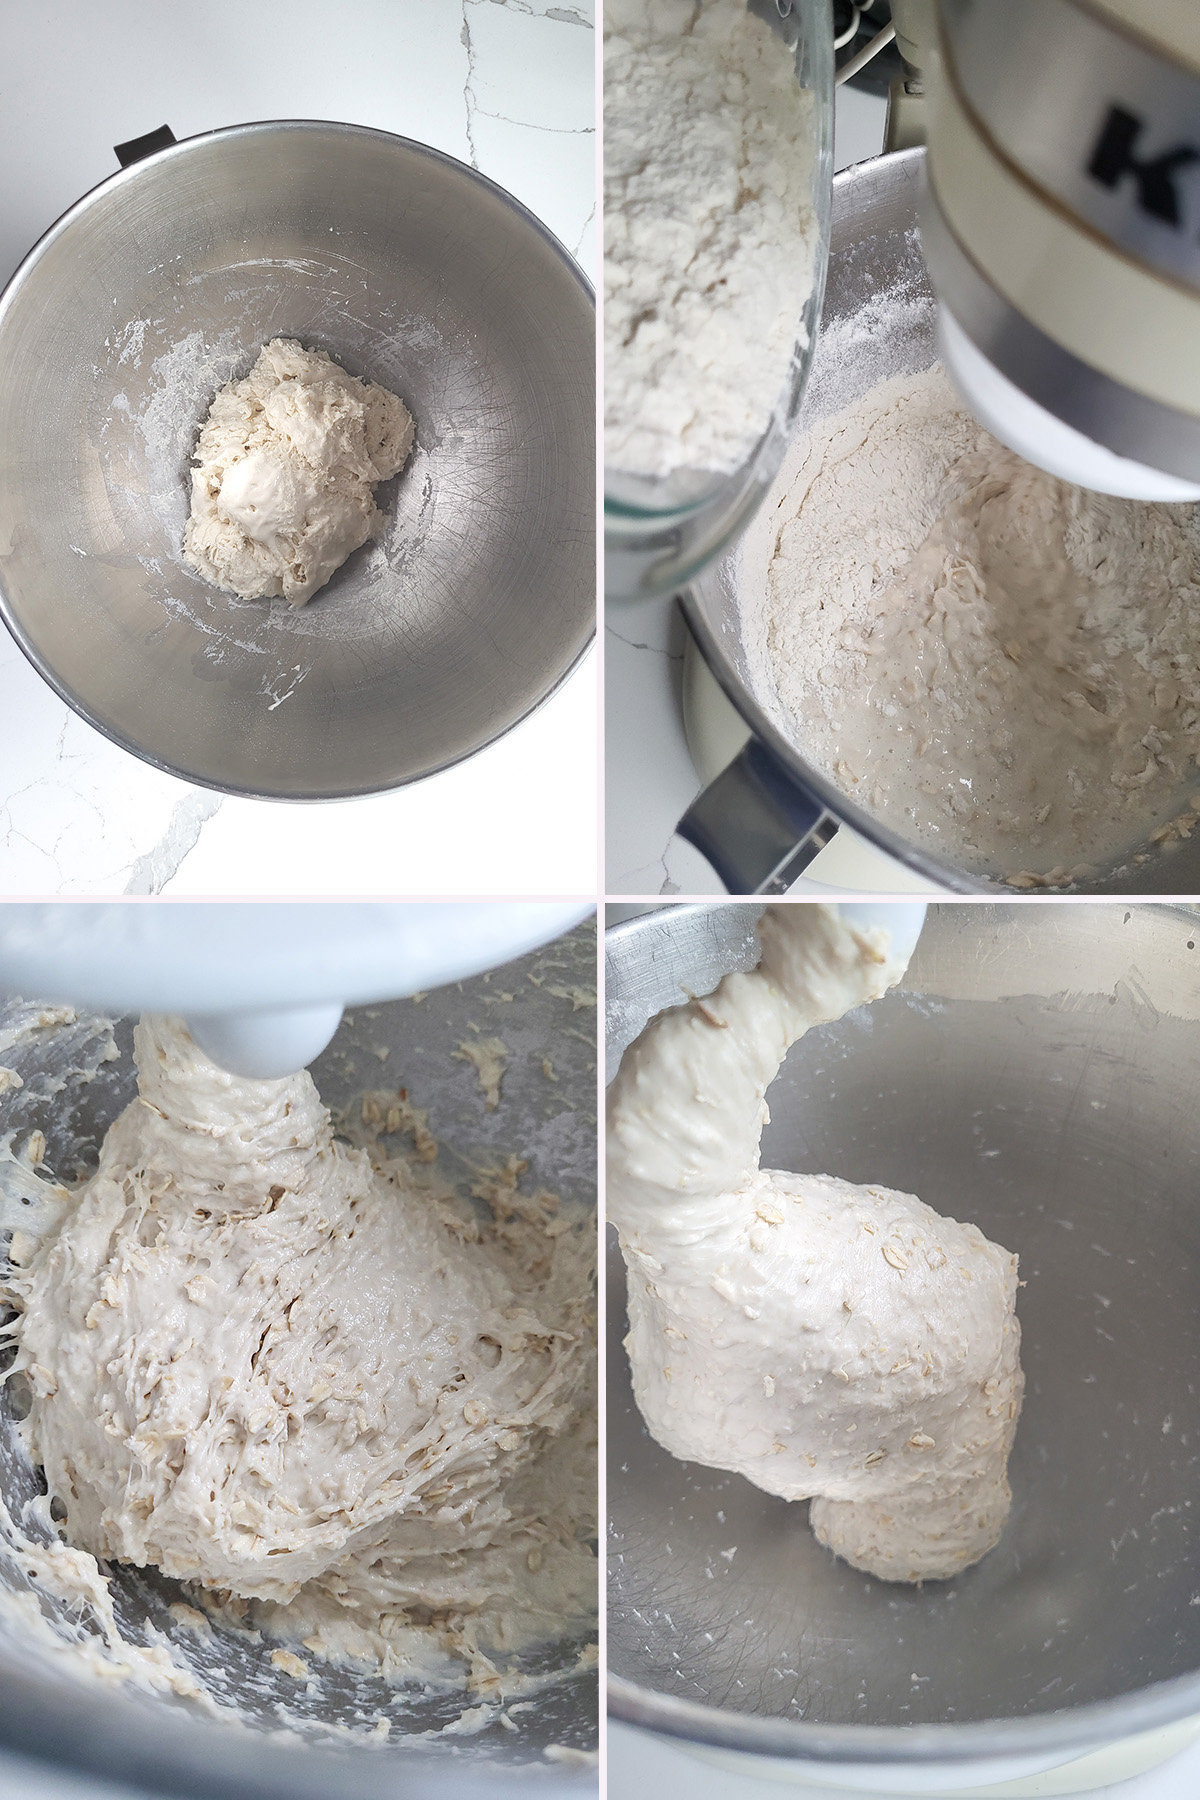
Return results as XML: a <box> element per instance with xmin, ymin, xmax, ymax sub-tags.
<box><xmin>0</xmin><ymin>116</ymin><xmax>596</xmax><ymax>803</ymax></box>
<box><xmin>605</xmin><ymin>897</ymin><xmax>1200</xmax><ymax>958</ymax></box>
<box><xmin>605</xmin><ymin>898</ymin><xmax>1200</xmax><ymax>1765</ymax></box>
<box><xmin>607</xmin><ymin>1670</ymin><xmax>1200</xmax><ymax>1766</ymax></box>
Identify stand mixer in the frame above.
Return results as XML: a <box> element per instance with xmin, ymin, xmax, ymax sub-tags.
<box><xmin>0</xmin><ymin>902</ymin><xmax>591</xmax><ymax>1077</ymax></box>
<box><xmin>900</xmin><ymin>0</ymin><xmax>1200</xmax><ymax>501</ymax></box>
<box><xmin>650</xmin><ymin>0</ymin><xmax>1200</xmax><ymax>897</ymax></box>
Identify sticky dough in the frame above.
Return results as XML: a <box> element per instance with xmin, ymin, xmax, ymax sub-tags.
<box><xmin>4</xmin><ymin>1018</ymin><xmax>594</xmax><ymax>1681</ymax></box>
<box><xmin>606</xmin><ymin>904</ymin><xmax>1023</xmax><ymax>1583</ymax></box>
<box><xmin>183</xmin><ymin>339</ymin><xmax>415</xmax><ymax>605</ymax></box>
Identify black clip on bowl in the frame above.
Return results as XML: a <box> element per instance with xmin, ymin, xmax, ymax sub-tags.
<box><xmin>114</xmin><ymin>124</ymin><xmax>177</xmax><ymax>169</ymax></box>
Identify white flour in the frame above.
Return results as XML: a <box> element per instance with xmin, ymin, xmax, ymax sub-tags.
<box><xmin>742</xmin><ymin>364</ymin><xmax>1200</xmax><ymax>885</ymax></box>
<box><xmin>604</xmin><ymin>0</ymin><xmax>818</xmax><ymax>482</ymax></box>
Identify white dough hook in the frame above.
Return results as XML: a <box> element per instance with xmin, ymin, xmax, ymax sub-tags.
<box><xmin>0</xmin><ymin>903</ymin><xmax>593</xmax><ymax>1078</ymax></box>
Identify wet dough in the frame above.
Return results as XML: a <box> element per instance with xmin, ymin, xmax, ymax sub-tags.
<box><xmin>5</xmin><ymin>1018</ymin><xmax>594</xmax><ymax>1681</ymax></box>
<box><xmin>606</xmin><ymin>904</ymin><xmax>1023</xmax><ymax>1582</ymax></box>
<box><xmin>183</xmin><ymin>338</ymin><xmax>415</xmax><ymax>605</ymax></box>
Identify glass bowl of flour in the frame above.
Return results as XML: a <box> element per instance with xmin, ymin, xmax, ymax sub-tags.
<box><xmin>604</xmin><ymin>0</ymin><xmax>833</xmax><ymax>600</ymax></box>
<box><xmin>0</xmin><ymin>122</ymin><xmax>594</xmax><ymax>799</ymax></box>
<box><xmin>0</xmin><ymin>926</ymin><xmax>597</xmax><ymax>1796</ymax></box>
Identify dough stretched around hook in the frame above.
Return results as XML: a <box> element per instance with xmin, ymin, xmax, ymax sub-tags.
<box><xmin>607</xmin><ymin>903</ymin><xmax>1023</xmax><ymax>1583</ymax></box>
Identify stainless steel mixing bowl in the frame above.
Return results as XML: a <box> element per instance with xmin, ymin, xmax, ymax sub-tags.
<box><xmin>0</xmin><ymin>121</ymin><xmax>594</xmax><ymax>799</ymax></box>
<box><xmin>607</xmin><ymin>903</ymin><xmax>1200</xmax><ymax>1789</ymax></box>
<box><xmin>0</xmin><ymin>922</ymin><xmax>597</xmax><ymax>1798</ymax></box>
<box><xmin>676</xmin><ymin>151</ymin><xmax>1200</xmax><ymax>897</ymax></box>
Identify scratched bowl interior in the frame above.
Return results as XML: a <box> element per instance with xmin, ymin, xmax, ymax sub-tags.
<box><xmin>0</xmin><ymin>924</ymin><xmax>596</xmax><ymax>1799</ymax></box>
<box><xmin>0</xmin><ymin>121</ymin><xmax>594</xmax><ymax>798</ymax></box>
<box><xmin>607</xmin><ymin>903</ymin><xmax>1200</xmax><ymax>1749</ymax></box>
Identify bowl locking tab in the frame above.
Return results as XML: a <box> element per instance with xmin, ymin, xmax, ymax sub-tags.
<box><xmin>113</xmin><ymin>124</ymin><xmax>177</xmax><ymax>169</ymax></box>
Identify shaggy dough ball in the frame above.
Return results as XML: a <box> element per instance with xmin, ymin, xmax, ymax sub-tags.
<box><xmin>7</xmin><ymin>1018</ymin><xmax>594</xmax><ymax>1678</ymax></box>
<box><xmin>183</xmin><ymin>338</ymin><xmax>415</xmax><ymax>606</ymax></box>
<box><xmin>606</xmin><ymin>904</ymin><xmax>1024</xmax><ymax>1584</ymax></box>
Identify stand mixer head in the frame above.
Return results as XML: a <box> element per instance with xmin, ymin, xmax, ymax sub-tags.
<box><xmin>912</xmin><ymin>0</ymin><xmax>1200</xmax><ymax>502</ymax></box>
<box><xmin>0</xmin><ymin>903</ymin><xmax>592</xmax><ymax>1078</ymax></box>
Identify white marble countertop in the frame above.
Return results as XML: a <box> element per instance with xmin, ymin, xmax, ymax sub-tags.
<box><xmin>606</xmin><ymin>85</ymin><xmax>924</xmax><ymax>899</ymax></box>
<box><xmin>0</xmin><ymin>0</ymin><xmax>596</xmax><ymax>897</ymax></box>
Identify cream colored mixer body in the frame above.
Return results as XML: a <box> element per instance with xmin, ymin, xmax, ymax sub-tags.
<box><xmin>902</xmin><ymin>0</ymin><xmax>1200</xmax><ymax>501</ymax></box>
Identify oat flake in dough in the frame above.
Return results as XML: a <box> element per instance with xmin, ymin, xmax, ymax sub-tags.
<box><xmin>606</xmin><ymin>904</ymin><xmax>1023</xmax><ymax>1582</ymax></box>
<box><xmin>183</xmin><ymin>338</ymin><xmax>415</xmax><ymax>605</ymax></box>
<box><xmin>743</xmin><ymin>364</ymin><xmax>1200</xmax><ymax>885</ymax></box>
<box><xmin>2</xmin><ymin>1017</ymin><xmax>595</xmax><ymax>1688</ymax></box>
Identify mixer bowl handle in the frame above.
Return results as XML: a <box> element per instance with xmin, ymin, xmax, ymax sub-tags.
<box><xmin>677</xmin><ymin>737</ymin><xmax>839</xmax><ymax>894</ymax></box>
<box><xmin>113</xmin><ymin>124</ymin><xmax>177</xmax><ymax>168</ymax></box>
